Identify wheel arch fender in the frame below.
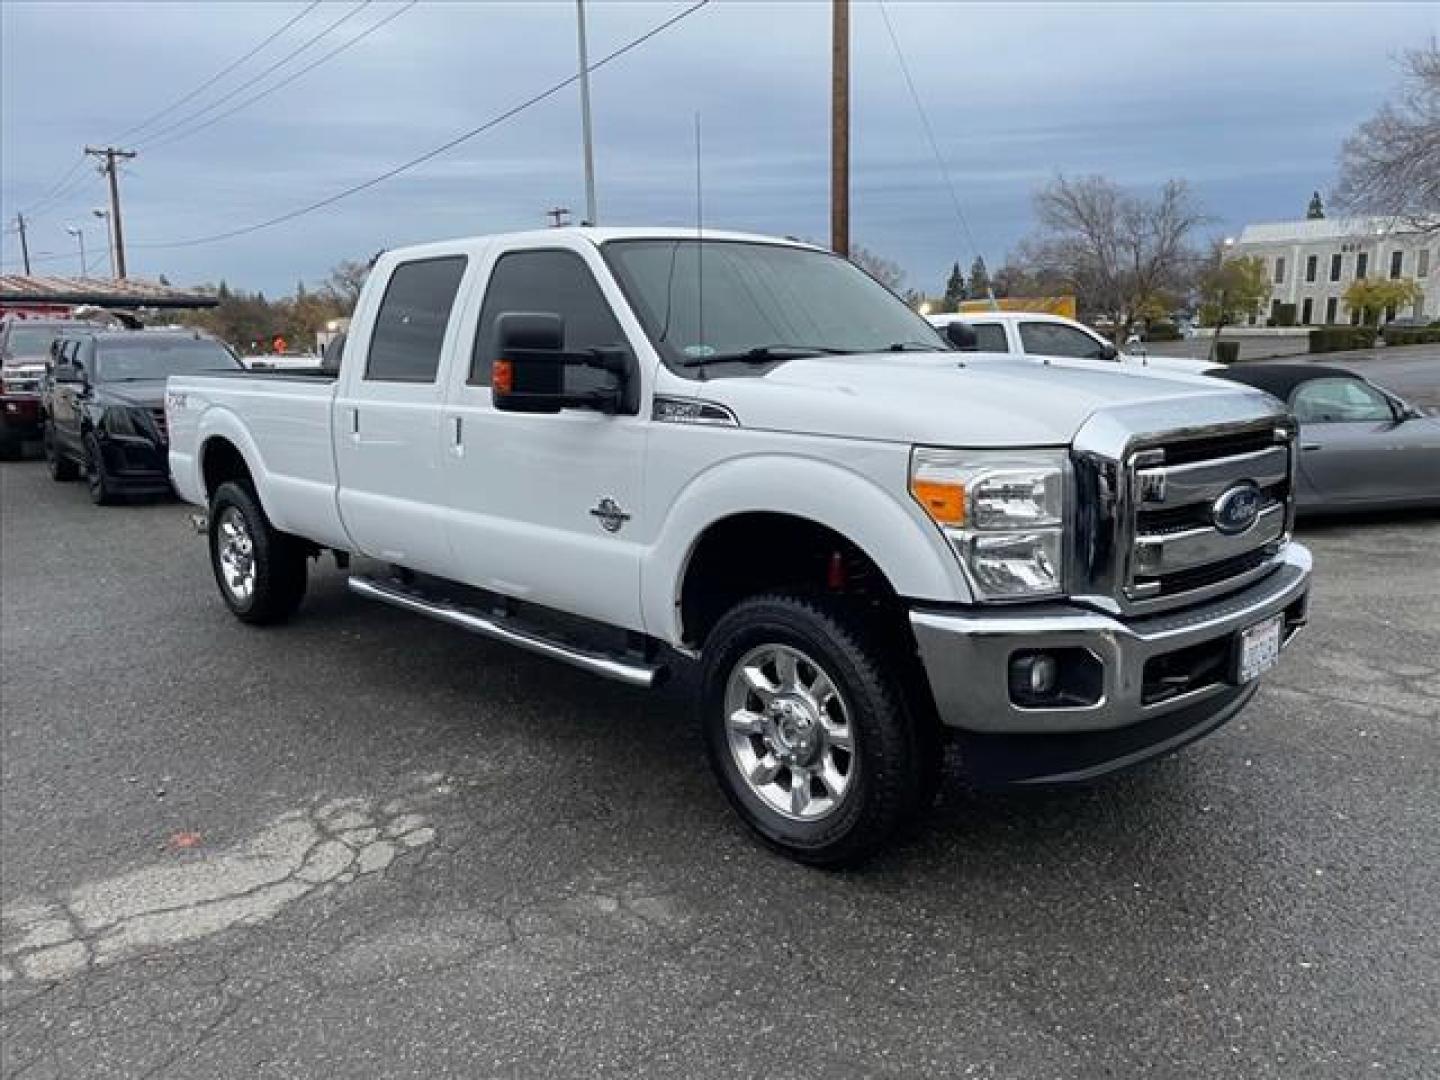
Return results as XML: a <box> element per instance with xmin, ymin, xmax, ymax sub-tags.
<box><xmin>193</xmin><ymin>407</ymin><xmax>274</xmax><ymax>517</ymax></box>
<box><xmin>643</xmin><ymin>454</ymin><xmax>971</xmax><ymax>645</ymax></box>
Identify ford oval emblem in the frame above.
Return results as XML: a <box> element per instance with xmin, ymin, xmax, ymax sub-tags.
<box><xmin>1212</xmin><ymin>483</ymin><xmax>1262</xmax><ymax>535</ymax></box>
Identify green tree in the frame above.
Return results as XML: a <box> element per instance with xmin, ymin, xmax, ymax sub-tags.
<box><xmin>1198</xmin><ymin>252</ymin><xmax>1270</xmax><ymax>360</ymax></box>
<box><xmin>942</xmin><ymin>262</ymin><xmax>965</xmax><ymax>311</ymax></box>
<box><xmin>1343</xmin><ymin>277</ymin><xmax>1424</xmax><ymax>324</ymax></box>
<box><xmin>967</xmin><ymin>256</ymin><xmax>991</xmax><ymax>301</ymax></box>
<box><xmin>1307</xmin><ymin>191</ymin><xmax>1325</xmax><ymax>219</ymax></box>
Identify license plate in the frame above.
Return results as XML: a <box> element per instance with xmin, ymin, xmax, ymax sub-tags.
<box><xmin>1236</xmin><ymin>613</ymin><xmax>1284</xmax><ymax>683</ymax></box>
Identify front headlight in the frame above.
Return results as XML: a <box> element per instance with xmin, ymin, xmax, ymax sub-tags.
<box><xmin>909</xmin><ymin>448</ymin><xmax>1068</xmax><ymax>600</ymax></box>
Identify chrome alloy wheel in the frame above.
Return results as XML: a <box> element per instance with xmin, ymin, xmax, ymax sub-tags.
<box><xmin>724</xmin><ymin>643</ymin><xmax>857</xmax><ymax>821</ymax></box>
<box><xmin>216</xmin><ymin>506</ymin><xmax>256</xmax><ymax>603</ymax></box>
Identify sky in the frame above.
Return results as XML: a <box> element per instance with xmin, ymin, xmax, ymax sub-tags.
<box><xmin>2</xmin><ymin>0</ymin><xmax>1436</xmax><ymax>296</ymax></box>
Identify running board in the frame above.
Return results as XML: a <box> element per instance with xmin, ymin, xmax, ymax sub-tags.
<box><xmin>347</xmin><ymin>575</ymin><xmax>661</xmax><ymax>689</ymax></box>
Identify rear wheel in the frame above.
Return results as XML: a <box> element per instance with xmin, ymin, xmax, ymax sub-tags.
<box><xmin>700</xmin><ymin>593</ymin><xmax>937</xmax><ymax>867</ymax></box>
<box><xmin>45</xmin><ymin>423</ymin><xmax>78</xmax><ymax>481</ymax></box>
<box><xmin>207</xmin><ymin>480</ymin><xmax>308</xmax><ymax>624</ymax></box>
<box><xmin>84</xmin><ymin>431</ymin><xmax>118</xmax><ymax>505</ymax></box>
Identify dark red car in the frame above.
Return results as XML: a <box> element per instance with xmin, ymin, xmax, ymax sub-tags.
<box><xmin>0</xmin><ymin>318</ymin><xmax>90</xmax><ymax>459</ymax></box>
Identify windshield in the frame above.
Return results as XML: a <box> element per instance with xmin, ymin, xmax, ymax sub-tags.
<box><xmin>5</xmin><ymin>326</ymin><xmax>73</xmax><ymax>358</ymax></box>
<box><xmin>94</xmin><ymin>339</ymin><xmax>239</xmax><ymax>382</ymax></box>
<box><xmin>602</xmin><ymin>239</ymin><xmax>946</xmax><ymax>367</ymax></box>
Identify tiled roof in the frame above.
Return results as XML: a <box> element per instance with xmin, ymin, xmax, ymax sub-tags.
<box><xmin>0</xmin><ymin>275</ymin><xmax>217</xmax><ymax>308</ymax></box>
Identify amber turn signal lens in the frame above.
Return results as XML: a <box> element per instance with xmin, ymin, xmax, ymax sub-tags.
<box><xmin>910</xmin><ymin>479</ymin><xmax>966</xmax><ymax>525</ymax></box>
<box><xmin>492</xmin><ymin>359</ymin><xmax>514</xmax><ymax>393</ymax></box>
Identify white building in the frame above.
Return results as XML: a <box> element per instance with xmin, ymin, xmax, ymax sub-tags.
<box><xmin>1231</xmin><ymin>216</ymin><xmax>1437</xmax><ymax>326</ymax></box>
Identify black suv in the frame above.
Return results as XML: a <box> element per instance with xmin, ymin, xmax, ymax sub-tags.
<box><xmin>44</xmin><ymin>329</ymin><xmax>241</xmax><ymax>504</ymax></box>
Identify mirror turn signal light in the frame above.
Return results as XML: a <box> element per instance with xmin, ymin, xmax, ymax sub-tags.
<box><xmin>910</xmin><ymin>479</ymin><xmax>966</xmax><ymax>526</ymax></box>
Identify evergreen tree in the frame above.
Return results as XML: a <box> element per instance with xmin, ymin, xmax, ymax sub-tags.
<box><xmin>942</xmin><ymin>262</ymin><xmax>965</xmax><ymax>310</ymax></box>
<box><xmin>1307</xmin><ymin>191</ymin><xmax>1325</xmax><ymax>219</ymax></box>
<box><xmin>967</xmin><ymin>256</ymin><xmax>991</xmax><ymax>300</ymax></box>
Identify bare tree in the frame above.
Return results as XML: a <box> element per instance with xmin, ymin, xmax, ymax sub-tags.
<box><xmin>323</xmin><ymin>258</ymin><xmax>374</xmax><ymax>312</ymax></box>
<box><xmin>1024</xmin><ymin>175</ymin><xmax>1206</xmax><ymax>340</ymax></box>
<box><xmin>1335</xmin><ymin>41</ymin><xmax>1440</xmax><ymax>232</ymax></box>
<box><xmin>848</xmin><ymin>244</ymin><xmax>906</xmax><ymax>293</ymax></box>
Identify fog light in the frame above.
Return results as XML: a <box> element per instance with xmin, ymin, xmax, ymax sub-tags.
<box><xmin>1008</xmin><ymin>649</ymin><xmax>1105</xmax><ymax>709</ymax></box>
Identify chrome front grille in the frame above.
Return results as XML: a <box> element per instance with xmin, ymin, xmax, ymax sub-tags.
<box><xmin>2</xmin><ymin>373</ymin><xmax>42</xmax><ymax>395</ymax></box>
<box><xmin>149</xmin><ymin>407</ymin><xmax>169</xmax><ymax>443</ymax></box>
<box><xmin>1072</xmin><ymin>404</ymin><xmax>1296</xmax><ymax>615</ymax></box>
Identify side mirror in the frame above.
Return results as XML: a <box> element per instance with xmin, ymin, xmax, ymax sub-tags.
<box><xmin>943</xmin><ymin>321</ymin><xmax>979</xmax><ymax>351</ymax></box>
<box><xmin>53</xmin><ymin>363</ymin><xmax>81</xmax><ymax>385</ymax></box>
<box><xmin>490</xmin><ymin>312</ymin><xmax>628</xmax><ymax>414</ymax></box>
<box><xmin>1097</xmin><ymin>343</ymin><xmax>1120</xmax><ymax>362</ymax></box>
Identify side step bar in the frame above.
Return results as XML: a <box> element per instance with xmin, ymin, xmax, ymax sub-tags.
<box><xmin>347</xmin><ymin>575</ymin><xmax>662</xmax><ymax>689</ymax></box>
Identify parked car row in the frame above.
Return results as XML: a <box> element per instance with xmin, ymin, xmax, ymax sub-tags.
<box><xmin>928</xmin><ymin>311</ymin><xmax>1439</xmax><ymax>515</ymax></box>
<box><xmin>0</xmin><ymin>316</ymin><xmax>242</xmax><ymax>502</ymax></box>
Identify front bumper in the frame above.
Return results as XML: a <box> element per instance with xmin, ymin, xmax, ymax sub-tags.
<box><xmin>95</xmin><ymin>433</ymin><xmax>173</xmax><ymax>493</ymax></box>
<box><xmin>909</xmin><ymin>544</ymin><xmax>1311</xmax><ymax>773</ymax></box>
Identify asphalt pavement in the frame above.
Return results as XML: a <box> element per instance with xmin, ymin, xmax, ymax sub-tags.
<box><xmin>3</xmin><ymin>452</ymin><xmax>1439</xmax><ymax>1078</ymax></box>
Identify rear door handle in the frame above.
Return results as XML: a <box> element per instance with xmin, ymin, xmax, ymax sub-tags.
<box><xmin>453</xmin><ymin>415</ymin><xmax>463</xmax><ymax>444</ymax></box>
<box><xmin>349</xmin><ymin>408</ymin><xmax>361</xmax><ymax>442</ymax></box>
<box><xmin>1301</xmin><ymin>443</ymin><xmax>1321</xmax><ymax>451</ymax></box>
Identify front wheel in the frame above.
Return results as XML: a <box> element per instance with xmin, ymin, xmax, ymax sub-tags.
<box><xmin>83</xmin><ymin>431</ymin><xmax>118</xmax><ymax>505</ymax></box>
<box><xmin>45</xmin><ymin>423</ymin><xmax>78</xmax><ymax>481</ymax></box>
<box><xmin>208</xmin><ymin>481</ymin><xmax>308</xmax><ymax>624</ymax></box>
<box><xmin>700</xmin><ymin>593</ymin><xmax>937</xmax><ymax>867</ymax></box>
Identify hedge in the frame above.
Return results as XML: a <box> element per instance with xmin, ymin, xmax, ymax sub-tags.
<box><xmin>1143</xmin><ymin>320</ymin><xmax>1183</xmax><ymax>342</ymax></box>
<box><xmin>1380</xmin><ymin>327</ymin><xmax>1440</xmax><ymax>347</ymax></box>
<box><xmin>1309</xmin><ymin>326</ymin><xmax>1380</xmax><ymax>353</ymax></box>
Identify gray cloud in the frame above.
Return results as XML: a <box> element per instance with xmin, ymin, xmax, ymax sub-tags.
<box><xmin>3</xmin><ymin>1</ymin><xmax>1435</xmax><ymax>295</ymax></box>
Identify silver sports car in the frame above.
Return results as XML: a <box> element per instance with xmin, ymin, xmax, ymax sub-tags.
<box><xmin>1218</xmin><ymin>363</ymin><xmax>1440</xmax><ymax>514</ymax></box>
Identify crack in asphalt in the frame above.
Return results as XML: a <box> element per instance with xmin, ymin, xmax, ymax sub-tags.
<box><xmin>0</xmin><ymin>781</ymin><xmax>442</xmax><ymax>987</ymax></box>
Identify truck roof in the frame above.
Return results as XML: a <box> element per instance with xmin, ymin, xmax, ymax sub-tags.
<box><xmin>381</xmin><ymin>226</ymin><xmax>823</xmax><ymax>263</ymax></box>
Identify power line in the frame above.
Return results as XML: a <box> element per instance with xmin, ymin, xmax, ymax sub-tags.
<box><xmin>134</xmin><ymin>1</ymin><xmax>375</xmax><ymax>151</ymax></box>
<box><xmin>112</xmin><ymin>2</ymin><xmax>323</xmax><ymax>144</ymax></box>
<box><xmin>144</xmin><ymin>2</ymin><xmax>417</xmax><ymax>153</ymax></box>
<box><xmin>875</xmin><ymin>0</ymin><xmax>987</xmax><ymax>279</ymax></box>
<box><xmin>21</xmin><ymin>155</ymin><xmax>88</xmax><ymax>218</ymax></box>
<box><xmin>134</xmin><ymin>0</ymin><xmax>711</xmax><ymax>251</ymax></box>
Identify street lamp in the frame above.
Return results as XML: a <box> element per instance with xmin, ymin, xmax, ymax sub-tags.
<box><xmin>65</xmin><ymin>225</ymin><xmax>87</xmax><ymax>276</ymax></box>
<box><xmin>92</xmin><ymin>208</ymin><xmax>115</xmax><ymax>277</ymax></box>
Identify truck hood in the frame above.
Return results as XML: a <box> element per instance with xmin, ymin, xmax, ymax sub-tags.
<box><xmin>686</xmin><ymin>352</ymin><xmax>1271</xmax><ymax>446</ymax></box>
<box><xmin>96</xmin><ymin>379</ymin><xmax>167</xmax><ymax>409</ymax></box>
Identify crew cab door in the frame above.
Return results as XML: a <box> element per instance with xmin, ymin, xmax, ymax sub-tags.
<box><xmin>439</xmin><ymin>243</ymin><xmax>649</xmax><ymax>630</ymax></box>
<box><xmin>332</xmin><ymin>253</ymin><xmax>472</xmax><ymax>573</ymax></box>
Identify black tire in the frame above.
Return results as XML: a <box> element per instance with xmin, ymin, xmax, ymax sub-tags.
<box><xmin>207</xmin><ymin>480</ymin><xmax>308</xmax><ymax>625</ymax></box>
<box><xmin>700</xmin><ymin>593</ymin><xmax>939</xmax><ymax>867</ymax></box>
<box><xmin>0</xmin><ymin>434</ymin><xmax>20</xmax><ymax>462</ymax></box>
<box><xmin>45</xmin><ymin>423</ymin><xmax>78</xmax><ymax>481</ymax></box>
<box><xmin>83</xmin><ymin>431</ymin><xmax>119</xmax><ymax>505</ymax></box>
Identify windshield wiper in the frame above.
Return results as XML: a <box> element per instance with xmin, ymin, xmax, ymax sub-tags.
<box><xmin>885</xmin><ymin>341</ymin><xmax>947</xmax><ymax>352</ymax></box>
<box><xmin>683</xmin><ymin>344</ymin><xmax>853</xmax><ymax>366</ymax></box>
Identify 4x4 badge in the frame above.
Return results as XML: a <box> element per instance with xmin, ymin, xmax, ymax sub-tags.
<box><xmin>589</xmin><ymin>497</ymin><xmax>631</xmax><ymax>533</ymax></box>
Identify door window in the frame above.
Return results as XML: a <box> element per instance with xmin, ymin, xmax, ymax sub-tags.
<box><xmin>969</xmin><ymin>323</ymin><xmax>1009</xmax><ymax>352</ymax></box>
<box><xmin>1291</xmin><ymin>378</ymin><xmax>1393</xmax><ymax>423</ymax></box>
<box><xmin>470</xmin><ymin>249</ymin><xmax>626</xmax><ymax>385</ymax></box>
<box><xmin>1018</xmin><ymin>321</ymin><xmax>1106</xmax><ymax>359</ymax></box>
<box><xmin>364</xmin><ymin>256</ymin><xmax>468</xmax><ymax>383</ymax></box>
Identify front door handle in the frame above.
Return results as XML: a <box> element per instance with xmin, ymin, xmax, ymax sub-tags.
<box><xmin>1301</xmin><ymin>443</ymin><xmax>1321</xmax><ymax>451</ymax></box>
<box><xmin>452</xmin><ymin>415</ymin><xmax>463</xmax><ymax>445</ymax></box>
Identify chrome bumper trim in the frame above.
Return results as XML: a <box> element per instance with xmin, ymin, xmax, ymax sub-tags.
<box><xmin>910</xmin><ymin>543</ymin><xmax>1311</xmax><ymax>734</ymax></box>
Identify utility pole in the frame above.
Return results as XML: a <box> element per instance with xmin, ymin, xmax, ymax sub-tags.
<box><xmin>830</xmin><ymin>0</ymin><xmax>849</xmax><ymax>257</ymax></box>
<box><xmin>84</xmin><ymin>147</ymin><xmax>136</xmax><ymax>279</ymax></box>
<box><xmin>14</xmin><ymin>213</ymin><xmax>31</xmax><ymax>274</ymax></box>
<box><xmin>575</xmin><ymin>0</ymin><xmax>598</xmax><ymax>226</ymax></box>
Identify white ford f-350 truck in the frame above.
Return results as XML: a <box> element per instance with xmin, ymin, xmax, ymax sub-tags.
<box><xmin>169</xmin><ymin>228</ymin><xmax>1311</xmax><ymax>865</ymax></box>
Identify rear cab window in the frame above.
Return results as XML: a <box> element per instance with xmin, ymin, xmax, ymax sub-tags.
<box><xmin>365</xmin><ymin>256</ymin><xmax>469</xmax><ymax>383</ymax></box>
<box><xmin>966</xmin><ymin>322</ymin><xmax>1010</xmax><ymax>353</ymax></box>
